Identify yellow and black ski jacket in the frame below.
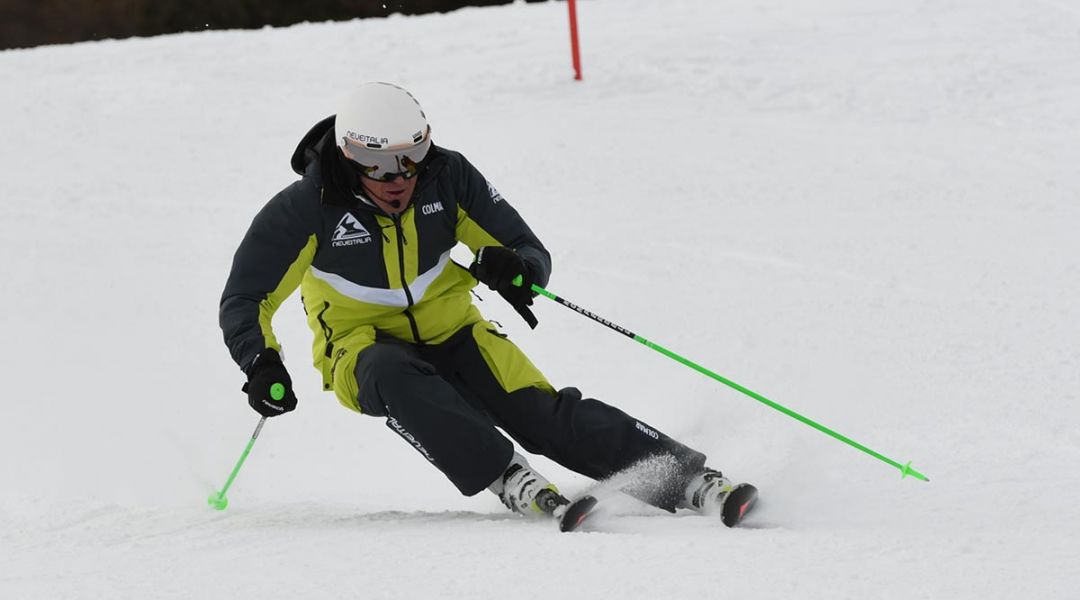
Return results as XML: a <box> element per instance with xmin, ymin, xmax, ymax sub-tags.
<box><xmin>220</xmin><ymin>116</ymin><xmax>551</xmax><ymax>392</ymax></box>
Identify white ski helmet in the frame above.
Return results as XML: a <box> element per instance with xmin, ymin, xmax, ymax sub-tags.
<box><xmin>335</xmin><ymin>82</ymin><xmax>432</xmax><ymax>181</ymax></box>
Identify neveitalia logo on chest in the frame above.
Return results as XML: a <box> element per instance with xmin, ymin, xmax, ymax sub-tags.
<box><xmin>331</xmin><ymin>213</ymin><xmax>373</xmax><ymax>247</ymax></box>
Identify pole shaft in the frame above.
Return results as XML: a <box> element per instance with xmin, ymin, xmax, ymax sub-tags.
<box><xmin>217</xmin><ymin>417</ymin><xmax>266</xmax><ymax>497</ymax></box>
<box><xmin>636</xmin><ymin>335</ymin><xmax>905</xmax><ymax>470</ymax></box>
<box><xmin>530</xmin><ymin>283</ymin><xmax>928</xmax><ymax>481</ymax></box>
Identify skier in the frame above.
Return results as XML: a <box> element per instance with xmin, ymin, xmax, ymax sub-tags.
<box><xmin>219</xmin><ymin>82</ymin><xmax>751</xmax><ymax>524</ymax></box>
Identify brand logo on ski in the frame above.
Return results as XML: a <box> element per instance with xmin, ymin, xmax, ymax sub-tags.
<box><xmin>332</xmin><ymin>212</ymin><xmax>373</xmax><ymax>247</ymax></box>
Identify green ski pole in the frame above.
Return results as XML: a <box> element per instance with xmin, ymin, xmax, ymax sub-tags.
<box><xmin>208</xmin><ymin>415</ymin><xmax>269</xmax><ymax>510</ymax></box>
<box><xmin>513</xmin><ymin>276</ymin><xmax>928</xmax><ymax>482</ymax></box>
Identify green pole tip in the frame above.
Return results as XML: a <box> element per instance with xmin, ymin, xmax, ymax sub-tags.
<box><xmin>207</xmin><ymin>492</ymin><xmax>229</xmax><ymax>511</ymax></box>
<box><xmin>900</xmin><ymin>461</ymin><xmax>930</xmax><ymax>482</ymax></box>
<box><xmin>512</xmin><ymin>274</ymin><xmax>523</xmax><ymax>287</ymax></box>
<box><xmin>270</xmin><ymin>382</ymin><xmax>285</xmax><ymax>401</ymax></box>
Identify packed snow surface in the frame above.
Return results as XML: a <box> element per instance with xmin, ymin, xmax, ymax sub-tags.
<box><xmin>2</xmin><ymin>0</ymin><xmax>1079</xmax><ymax>597</ymax></box>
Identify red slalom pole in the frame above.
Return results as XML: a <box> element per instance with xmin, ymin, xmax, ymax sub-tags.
<box><xmin>567</xmin><ymin>0</ymin><xmax>583</xmax><ymax>80</ymax></box>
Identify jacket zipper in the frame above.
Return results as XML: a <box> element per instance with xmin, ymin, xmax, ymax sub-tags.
<box><xmin>316</xmin><ymin>301</ymin><xmax>334</xmax><ymax>357</ymax></box>
<box><xmin>392</xmin><ymin>214</ymin><xmax>423</xmax><ymax>344</ymax></box>
<box><xmin>316</xmin><ymin>301</ymin><xmax>335</xmax><ymax>390</ymax></box>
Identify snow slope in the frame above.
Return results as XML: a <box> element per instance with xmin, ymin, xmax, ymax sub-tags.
<box><xmin>2</xmin><ymin>0</ymin><xmax>1079</xmax><ymax>597</ymax></box>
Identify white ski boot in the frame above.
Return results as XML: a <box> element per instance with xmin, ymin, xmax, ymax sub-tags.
<box><xmin>682</xmin><ymin>468</ymin><xmax>758</xmax><ymax>527</ymax></box>
<box><xmin>491</xmin><ymin>454</ymin><xmax>569</xmax><ymax>517</ymax></box>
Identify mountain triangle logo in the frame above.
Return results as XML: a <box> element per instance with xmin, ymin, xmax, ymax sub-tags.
<box><xmin>332</xmin><ymin>213</ymin><xmax>373</xmax><ymax>247</ymax></box>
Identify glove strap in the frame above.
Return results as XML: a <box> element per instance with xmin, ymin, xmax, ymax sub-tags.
<box><xmin>513</xmin><ymin>303</ymin><xmax>539</xmax><ymax>329</ymax></box>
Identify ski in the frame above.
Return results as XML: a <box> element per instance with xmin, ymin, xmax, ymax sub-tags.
<box><xmin>719</xmin><ymin>483</ymin><xmax>758</xmax><ymax>527</ymax></box>
<box><xmin>556</xmin><ymin>495</ymin><xmax>599</xmax><ymax>532</ymax></box>
<box><xmin>551</xmin><ymin>483</ymin><xmax>757</xmax><ymax>532</ymax></box>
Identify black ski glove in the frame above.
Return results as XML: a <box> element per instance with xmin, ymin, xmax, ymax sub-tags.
<box><xmin>242</xmin><ymin>348</ymin><xmax>298</xmax><ymax>417</ymax></box>
<box><xmin>469</xmin><ymin>246</ymin><xmax>539</xmax><ymax>329</ymax></box>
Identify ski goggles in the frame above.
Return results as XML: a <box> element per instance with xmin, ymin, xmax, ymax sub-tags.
<box><xmin>339</xmin><ymin>129</ymin><xmax>431</xmax><ymax>182</ymax></box>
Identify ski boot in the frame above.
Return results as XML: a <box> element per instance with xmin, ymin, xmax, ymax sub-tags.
<box><xmin>492</xmin><ymin>454</ymin><xmax>570</xmax><ymax>517</ymax></box>
<box><xmin>682</xmin><ymin>468</ymin><xmax>758</xmax><ymax>527</ymax></box>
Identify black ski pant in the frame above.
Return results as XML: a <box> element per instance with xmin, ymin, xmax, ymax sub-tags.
<box><xmin>353</xmin><ymin>324</ymin><xmax>706</xmax><ymax>511</ymax></box>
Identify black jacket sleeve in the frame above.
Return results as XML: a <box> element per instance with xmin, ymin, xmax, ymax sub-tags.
<box><xmin>219</xmin><ymin>180</ymin><xmax>322</xmax><ymax>372</ymax></box>
<box><xmin>453</xmin><ymin>154</ymin><xmax>551</xmax><ymax>287</ymax></box>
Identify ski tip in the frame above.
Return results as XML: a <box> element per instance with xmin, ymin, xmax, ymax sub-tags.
<box><xmin>558</xmin><ymin>495</ymin><xmax>598</xmax><ymax>532</ymax></box>
<box><xmin>720</xmin><ymin>484</ymin><xmax>758</xmax><ymax>528</ymax></box>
